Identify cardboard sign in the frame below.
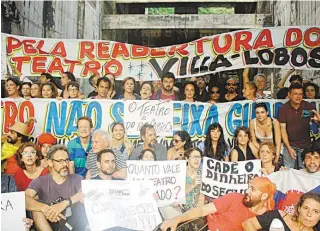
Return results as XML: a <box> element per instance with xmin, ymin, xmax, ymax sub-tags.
<box><xmin>82</xmin><ymin>180</ymin><xmax>162</xmax><ymax>231</ymax></box>
<box><xmin>201</xmin><ymin>157</ymin><xmax>261</xmax><ymax>198</ymax></box>
<box><xmin>124</xmin><ymin>100</ymin><xmax>173</xmax><ymax>136</ymax></box>
<box><xmin>1</xmin><ymin>191</ymin><xmax>26</xmax><ymax>231</ymax></box>
<box><xmin>127</xmin><ymin>160</ymin><xmax>186</xmax><ymax>207</ymax></box>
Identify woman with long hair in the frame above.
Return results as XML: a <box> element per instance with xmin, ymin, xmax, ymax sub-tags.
<box><xmin>249</xmin><ymin>102</ymin><xmax>281</xmax><ymax>163</ymax></box>
<box><xmin>14</xmin><ymin>142</ymin><xmax>49</xmax><ymax>191</ymax></box>
<box><xmin>258</xmin><ymin>142</ymin><xmax>280</xmax><ymax>176</ymax></box>
<box><xmin>201</xmin><ymin>123</ymin><xmax>230</xmax><ymax>161</ymax></box>
<box><xmin>109</xmin><ymin>122</ymin><xmax>134</xmax><ymax>160</ymax></box>
<box><xmin>182</xmin><ymin>81</ymin><xmax>198</xmax><ymax>102</ymax></box>
<box><xmin>242</xmin><ymin>192</ymin><xmax>320</xmax><ymax>231</ymax></box>
<box><xmin>230</xmin><ymin>126</ymin><xmax>258</xmax><ymax>162</ymax></box>
<box><xmin>167</xmin><ymin>131</ymin><xmax>192</xmax><ymax>160</ymax></box>
<box><xmin>117</xmin><ymin>77</ymin><xmax>140</xmax><ymax>100</ymax></box>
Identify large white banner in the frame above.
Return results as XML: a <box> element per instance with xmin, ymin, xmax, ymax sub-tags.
<box><xmin>2</xmin><ymin>27</ymin><xmax>319</xmax><ymax>80</ymax></box>
<box><xmin>124</xmin><ymin>100</ymin><xmax>173</xmax><ymax>136</ymax></box>
<box><xmin>1</xmin><ymin>192</ymin><xmax>26</xmax><ymax>231</ymax></box>
<box><xmin>127</xmin><ymin>160</ymin><xmax>186</xmax><ymax>207</ymax></box>
<box><xmin>201</xmin><ymin>157</ymin><xmax>262</xmax><ymax>198</ymax></box>
<box><xmin>82</xmin><ymin>180</ymin><xmax>162</xmax><ymax>231</ymax></box>
<box><xmin>1</xmin><ymin>99</ymin><xmax>320</xmax><ymax>147</ymax></box>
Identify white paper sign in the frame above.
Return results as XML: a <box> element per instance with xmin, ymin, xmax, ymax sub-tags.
<box><xmin>201</xmin><ymin>157</ymin><xmax>262</xmax><ymax>199</ymax></box>
<box><xmin>82</xmin><ymin>180</ymin><xmax>162</xmax><ymax>231</ymax></box>
<box><xmin>127</xmin><ymin>160</ymin><xmax>186</xmax><ymax>207</ymax></box>
<box><xmin>1</xmin><ymin>191</ymin><xmax>26</xmax><ymax>231</ymax></box>
<box><xmin>124</xmin><ymin>100</ymin><xmax>173</xmax><ymax>137</ymax></box>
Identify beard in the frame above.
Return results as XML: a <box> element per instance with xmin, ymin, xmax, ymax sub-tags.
<box><xmin>227</xmin><ymin>88</ymin><xmax>235</xmax><ymax>94</ymax></box>
<box><xmin>57</xmin><ymin>167</ymin><xmax>69</xmax><ymax>177</ymax></box>
<box><xmin>101</xmin><ymin>168</ymin><xmax>115</xmax><ymax>176</ymax></box>
<box><xmin>242</xmin><ymin>193</ymin><xmax>260</xmax><ymax>208</ymax></box>
<box><xmin>7</xmin><ymin>136</ymin><xmax>17</xmax><ymax>144</ymax></box>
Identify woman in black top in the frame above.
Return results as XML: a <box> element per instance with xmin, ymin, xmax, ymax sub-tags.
<box><xmin>230</xmin><ymin>126</ymin><xmax>258</xmax><ymax>162</ymax></box>
<box><xmin>242</xmin><ymin>192</ymin><xmax>320</xmax><ymax>231</ymax></box>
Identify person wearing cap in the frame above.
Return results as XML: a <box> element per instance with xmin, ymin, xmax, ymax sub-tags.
<box><xmin>243</xmin><ymin>68</ymin><xmax>271</xmax><ymax>99</ymax></box>
<box><xmin>160</xmin><ymin>177</ymin><xmax>276</xmax><ymax>231</ymax></box>
<box><xmin>1</xmin><ymin>121</ymin><xmax>31</xmax><ymax>174</ymax></box>
<box><xmin>5</xmin><ymin>77</ymin><xmax>22</xmax><ymax>98</ymax></box>
<box><xmin>67</xmin><ymin>116</ymin><xmax>93</xmax><ymax>177</ymax></box>
<box><xmin>37</xmin><ymin>133</ymin><xmax>57</xmax><ymax>168</ymax></box>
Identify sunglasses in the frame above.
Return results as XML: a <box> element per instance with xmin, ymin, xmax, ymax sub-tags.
<box><xmin>210</xmin><ymin>90</ymin><xmax>220</xmax><ymax>94</ymax></box>
<box><xmin>227</xmin><ymin>83</ymin><xmax>236</xmax><ymax>86</ymax></box>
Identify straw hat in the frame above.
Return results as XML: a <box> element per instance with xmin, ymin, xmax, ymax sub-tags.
<box><xmin>9</xmin><ymin>118</ymin><xmax>36</xmax><ymax>137</ymax></box>
<box><xmin>10</xmin><ymin>122</ymin><xmax>29</xmax><ymax>136</ymax></box>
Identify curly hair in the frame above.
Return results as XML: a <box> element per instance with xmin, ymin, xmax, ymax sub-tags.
<box><xmin>15</xmin><ymin>142</ymin><xmax>42</xmax><ymax>169</ymax></box>
<box><xmin>138</xmin><ymin>149</ymin><xmax>156</xmax><ymax>161</ymax></box>
<box><xmin>174</xmin><ymin>130</ymin><xmax>192</xmax><ymax>151</ymax></box>
<box><xmin>258</xmin><ymin>141</ymin><xmax>276</xmax><ymax>164</ymax></box>
<box><xmin>204</xmin><ymin>123</ymin><xmax>228</xmax><ymax>160</ymax></box>
<box><xmin>181</xmin><ymin>81</ymin><xmax>199</xmax><ymax>100</ymax></box>
<box><xmin>303</xmin><ymin>82</ymin><xmax>319</xmax><ymax>99</ymax></box>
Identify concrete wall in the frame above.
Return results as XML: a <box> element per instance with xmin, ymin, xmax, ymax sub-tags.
<box><xmin>271</xmin><ymin>0</ymin><xmax>320</xmax><ymax>86</ymax></box>
<box><xmin>1</xmin><ymin>0</ymin><xmax>100</xmax><ymax>39</ymax></box>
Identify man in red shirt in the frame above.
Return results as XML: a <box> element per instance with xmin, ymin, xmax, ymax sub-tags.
<box><xmin>151</xmin><ymin>72</ymin><xmax>179</xmax><ymax>100</ymax></box>
<box><xmin>160</xmin><ymin>177</ymin><xmax>276</xmax><ymax>231</ymax></box>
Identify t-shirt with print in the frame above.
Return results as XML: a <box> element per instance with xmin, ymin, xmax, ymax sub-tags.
<box><xmin>207</xmin><ymin>193</ymin><xmax>256</xmax><ymax>231</ymax></box>
<box><xmin>28</xmin><ymin>174</ymin><xmax>83</xmax><ymax>204</ymax></box>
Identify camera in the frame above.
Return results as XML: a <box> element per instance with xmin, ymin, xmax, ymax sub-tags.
<box><xmin>302</xmin><ymin>110</ymin><xmax>315</xmax><ymax>118</ymax></box>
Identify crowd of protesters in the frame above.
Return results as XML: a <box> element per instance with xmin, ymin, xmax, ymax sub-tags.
<box><xmin>1</xmin><ymin>66</ymin><xmax>320</xmax><ymax>231</ymax></box>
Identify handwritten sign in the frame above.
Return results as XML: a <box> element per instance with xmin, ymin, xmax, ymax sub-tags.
<box><xmin>82</xmin><ymin>180</ymin><xmax>162</xmax><ymax>231</ymax></box>
<box><xmin>1</xmin><ymin>192</ymin><xmax>26</xmax><ymax>231</ymax></box>
<box><xmin>127</xmin><ymin>160</ymin><xmax>186</xmax><ymax>207</ymax></box>
<box><xmin>201</xmin><ymin>157</ymin><xmax>261</xmax><ymax>198</ymax></box>
<box><xmin>124</xmin><ymin>100</ymin><xmax>173</xmax><ymax>137</ymax></box>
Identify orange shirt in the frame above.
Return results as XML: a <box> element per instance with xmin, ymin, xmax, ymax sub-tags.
<box><xmin>5</xmin><ymin>155</ymin><xmax>21</xmax><ymax>175</ymax></box>
<box><xmin>207</xmin><ymin>193</ymin><xmax>256</xmax><ymax>231</ymax></box>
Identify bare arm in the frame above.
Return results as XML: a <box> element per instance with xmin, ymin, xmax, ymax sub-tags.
<box><xmin>279</xmin><ymin>123</ymin><xmax>290</xmax><ymax>149</ymax></box>
<box><xmin>249</xmin><ymin>142</ymin><xmax>259</xmax><ymax>159</ymax></box>
<box><xmin>230</xmin><ymin>149</ymin><xmax>239</xmax><ymax>162</ymax></box>
<box><xmin>25</xmin><ymin>189</ymin><xmax>49</xmax><ymax>212</ymax></box>
<box><xmin>273</xmin><ymin>119</ymin><xmax>282</xmax><ymax>162</ymax></box>
<box><xmin>112</xmin><ymin>168</ymin><xmax>127</xmax><ymax>179</ymax></box>
<box><xmin>167</xmin><ymin>148</ymin><xmax>174</xmax><ymax>160</ymax></box>
<box><xmin>160</xmin><ymin>203</ymin><xmax>217</xmax><ymax>231</ymax></box>
<box><xmin>249</xmin><ymin>120</ymin><xmax>260</xmax><ymax>150</ymax></box>
<box><xmin>243</xmin><ymin>67</ymin><xmax>250</xmax><ymax>85</ymax></box>
<box><xmin>68</xmin><ymin>161</ymin><xmax>75</xmax><ymax>175</ymax></box>
<box><xmin>277</xmin><ymin>69</ymin><xmax>295</xmax><ymax>89</ymax></box>
<box><xmin>85</xmin><ymin>169</ymin><xmax>91</xmax><ymax>179</ymax></box>
<box><xmin>242</xmin><ymin>217</ymin><xmax>263</xmax><ymax>231</ymax></box>
<box><xmin>196</xmin><ymin>193</ymin><xmax>205</xmax><ymax>207</ymax></box>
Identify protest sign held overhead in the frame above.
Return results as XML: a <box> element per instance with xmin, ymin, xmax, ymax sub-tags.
<box><xmin>124</xmin><ymin>100</ymin><xmax>173</xmax><ymax>136</ymax></box>
<box><xmin>1</xmin><ymin>192</ymin><xmax>26</xmax><ymax>231</ymax></box>
<box><xmin>201</xmin><ymin>157</ymin><xmax>261</xmax><ymax>198</ymax></box>
<box><xmin>2</xmin><ymin>26</ymin><xmax>319</xmax><ymax>80</ymax></box>
<box><xmin>82</xmin><ymin>180</ymin><xmax>162</xmax><ymax>231</ymax></box>
<box><xmin>127</xmin><ymin>160</ymin><xmax>186</xmax><ymax>207</ymax></box>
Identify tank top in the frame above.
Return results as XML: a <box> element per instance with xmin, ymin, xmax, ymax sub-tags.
<box><xmin>234</xmin><ymin>146</ymin><xmax>256</xmax><ymax>161</ymax></box>
<box><xmin>253</xmin><ymin>118</ymin><xmax>274</xmax><ymax>144</ymax></box>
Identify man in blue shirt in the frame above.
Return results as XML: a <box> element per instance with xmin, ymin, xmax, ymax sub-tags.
<box><xmin>68</xmin><ymin>116</ymin><xmax>93</xmax><ymax>177</ymax></box>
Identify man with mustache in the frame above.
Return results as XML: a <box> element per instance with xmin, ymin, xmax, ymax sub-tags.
<box><xmin>220</xmin><ymin>78</ymin><xmax>245</xmax><ymax>102</ymax></box>
<box><xmin>160</xmin><ymin>177</ymin><xmax>276</xmax><ymax>231</ymax></box>
<box><xmin>25</xmin><ymin>145</ymin><xmax>88</xmax><ymax>231</ymax></box>
<box><xmin>129</xmin><ymin>123</ymin><xmax>167</xmax><ymax>160</ymax></box>
<box><xmin>151</xmin><ymin>72</ymin><xmax>180</xmax><ymax>100</ymax></box>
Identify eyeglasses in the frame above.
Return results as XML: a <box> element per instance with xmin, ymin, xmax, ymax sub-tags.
<box><xmin>227</xmin><ymin>83</ymin><xmax>236</xmax><ymax>86</ymax></box>
<box><xmin>173</xmin><ymin>139</ymin><xmax>182</xmax><ymax>143</ymax></box>
<box><xmin>52</xmin><ymin>158</ymin><xmax>71</xmax><ymax>164</ymax></box>
<box><xmin>210</xmin><ymin>90</ymin><xmax>220</xmax><ymax>94</ymax></box>
<box><xmin>22</xmin><ymin>150</ymin><xmax>37</xmax><ymax>156</ymax></box>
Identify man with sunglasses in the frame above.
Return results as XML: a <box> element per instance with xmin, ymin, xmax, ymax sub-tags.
<box><xmin>221</xmin><ymin>78</ymin><xmax>245</xmax><ymax>102</ymax></box>
<box><xmin>25</xmin><ymin>145</ymin><xmax>88</xmax><ymax>231</ymax></box>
